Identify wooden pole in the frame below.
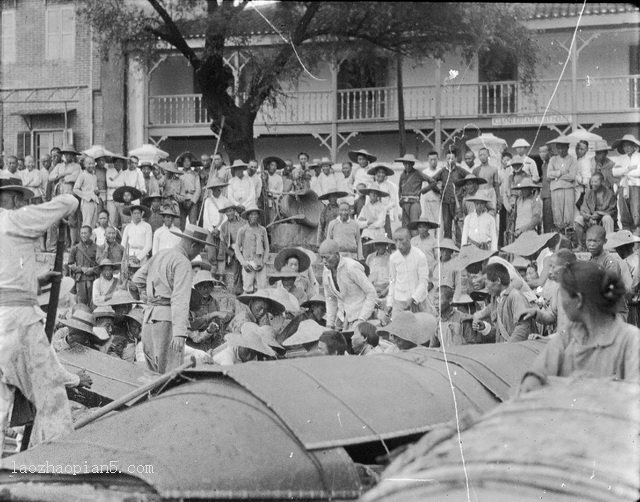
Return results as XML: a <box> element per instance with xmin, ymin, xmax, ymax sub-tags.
<box><xmin>198</xmin><ymin>115</ymin><xmax>226</xmax><ymax>224</ymax></box>
<box><xmin>45</xmin><ymin>220</ymin><xmax>67</xmax><ymax>341</ymax></box>
<box><xmin>435</xmin><ymin>59</ymin><xmax>442</xmax><ymax>155</ymax></box>
<box><xmin>570</xmin><ymin>42</ymin><xmax>578</xmax><ymax>132</ymax></box>
<box><xmin>74</xmin><ymin>357</ymin><xmax>196</xmax><ymax>430</ymax></box>
<box><xmin>396</xmin><ymin>53</ymin><xmax>406</xmax><ymax>156</ymax></box>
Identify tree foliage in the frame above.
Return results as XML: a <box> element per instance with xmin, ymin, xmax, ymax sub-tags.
<box><xmin>80</xmin><ymin>1</ymin><xmax>540</xmax><ymax>160</ymax></box>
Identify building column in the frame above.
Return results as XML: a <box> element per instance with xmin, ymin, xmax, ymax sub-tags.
<box><xmin>127</xmin><ymin>57</ymin><xmax>146</xmax><ymax>150</ymax></box>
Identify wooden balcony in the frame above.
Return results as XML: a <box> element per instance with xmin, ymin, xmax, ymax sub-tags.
<box><xmin>147</xmin><ymin>75</ymin><xmax>640</xmax><ymax>134</ymax></box>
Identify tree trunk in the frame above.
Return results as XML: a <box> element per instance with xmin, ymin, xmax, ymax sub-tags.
<box><xmin>210</xmin><ymin>106</ymin><xmax>256</xmax><ymax>162</ymax></box>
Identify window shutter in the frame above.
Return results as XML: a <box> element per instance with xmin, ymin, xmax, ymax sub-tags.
<box><xmin>61</xmin><ymin>6</ymin><xmax>75</xmax><ymax>60</ymax></box>
<box><xmin>1</xmin><ymin>11</ymin><xmax>16</xmax><ymax>63</ymax></box>
<box><xmin>17</xmin><ymin>132</ymin><xmax>32</xmax><ymax>159</ymax></box>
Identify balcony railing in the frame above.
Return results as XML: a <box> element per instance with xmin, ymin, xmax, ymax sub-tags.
<box><xmin>148</xmin><ymin>75</ymin><xmax>640</xmax><ymax>127</ymax></box>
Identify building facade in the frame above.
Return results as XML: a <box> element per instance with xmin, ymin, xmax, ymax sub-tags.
<box><xmin>0</xmin><ymin>0</ymin><xmax>124</xmax><ymax>163</ymax></box>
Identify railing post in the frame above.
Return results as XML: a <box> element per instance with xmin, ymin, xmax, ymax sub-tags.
<box><xmin>330</xmin><ymin>62</ymin><xmax>339</xmax><ymax>162</ymax></box>
<box><xmin>435</xmin><ymin>59</ymin><xmax>442</xmax><ymax>155</ymax></box>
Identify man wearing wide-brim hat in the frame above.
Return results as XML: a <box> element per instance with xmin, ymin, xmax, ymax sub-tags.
<box><xmin>511</xmin><ymin>178</ymin><xmax>542</xmax><ymax>238</ymax></box>
<box><xmin>277</xmin><ymin>294</ymin><xmax>326</xmax><ymax>344</ymax></box>
<box><xmin>348</xmin><ymin>149</ymin><xmax>377</xmax><ymax>188</ymax></box>
<box><xmin>0</xmin><ymin>183</ymin><xmax>86</xmax><ymax>449</ymax></box>
<box><xmin>121</xmin><ymin>201</ymin><xmax>153</xmax><ymax>266</ymax></box>
<box><xmin>218</xmin><ymin>203</ymin><xmax>247</xmax><ymax>295</ymax></box>
<box><xmin>48</xmin><ymin>143</ymin><xmax>83</xmax><ymax>243</ymax></box>
<box><xmin>511</xmin><ymin>138</ymin><xmax>540</xmax><ymax>182</ymax></box>
<box><xmin>281</xmin><ymin>318</ymin><xmax>326</xmax><ymax>352</ymax></box>
<box><xmin>212</xmin><ymin>322</ymin><xmax>277</xmax><ymax>365</ymax></box>
<box><xmin>378</xmin><ymin>311</ymin><xmax>434</xmax><ymax>350</ymax></box>
<box><xmin>357</xmin><ymin>187</ymin><xmax>389</xmax><ymax>242</ymax></box>
<box><xmin>573</xmin><ymin>172</ymin><xmax>617</xmax><ymax>250</ymax></box>
<box><xmin>92</xmin><ymin>258</ymin><xmax>120</xmax><ymax>307</ymax></box>
<box><xmin>131</xmin><ymin>223</ymin><xmax>214</xmax><ymax>374</ymax></box>
<box><xmin>234</xmin><ymin>203</ymin><xmax>269</xmax><ymax>294</ymax></box>
<box><xmin>591</xmin><ymin>139</ymin><xmax>617</xmax><ymax>192</ymax></box>
<box><xmin>547</xmin><ymin>135</ymin><xmax>579</xmax><ymax>231</ymax></box>
<box><xmin>268</xmin><ymin>270</ymin><xmax>306</xmax><ymax>305</ymax></box>
<box><xmin>201</xmin><ymin>178</ymin><xmax>231</xmax><ymax>268</ymax></box>
<box><xmin>461</xmin><ymin>193</ymin><xmax>497</xmax><ymax>251</ymax></box>
<box><xmin>152</xmin><ymin>206</ymin><xmax>182</xmax><ymax>256</ymax></box>
<box><xmin>368</xmin><ymin>162</ymin><xmax>400</xmax><ymax>239</ymax></box>
<box><xmin>312</xmin><ymin>157</ymin><xmax>339</xmax><ymax>198</ymax></box>
<box><xmin>363</xmin><ymin>236</ymin><xmax>395</xmax><ymax>298</ymax></box>
<box><xmin>227</xmin><ymin>288</ymin><xmax>286</xmax><ymax>334</ymax></box>
<box><xmin>611</xmin><ymin>134</ymin><xmax>640</xmax><ymax>233</ymax></box>
<box><xmin>396</xmin><ymin>154</ymin><xmax>427</xmax><ymax>227</ymax></box>
<box><xmin>227</xmin><ymin>159</ymin><xmax>256</xmax><ymax>212</ymax></box>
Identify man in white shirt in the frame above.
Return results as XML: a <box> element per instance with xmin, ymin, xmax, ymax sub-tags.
<box><xmin>612</xmin><ymin>134</ymin><xmax>640</xmax><ymax>232</ymax></box>
<box><xmin>348</xmin><ymin>149</ymin><xmax>375</xmax><ymax>188</ymax></box>
<box><xmin>121</xmin><ymin>204</ymin><xmax>153</xmax><ymax>265</ymax></box>
<box><xmin>227</xmin><ymin>160</ymin><xmax>255</xmax><ymax>209</ymax></box>
<box><xmin>385</xmin><ymin>227</ymin><xmax>431</xmax><ymax>318</ymax></box>
<box><xmin>92</xmin><ymin>259</ymin><xmax>119</xmax><ymax>307</ymax></box>
<box><xmin>202</xmin><ymin>180</ymin><xmax>230</xmax><ymax>264</ymax></box>
<box><xmin>22</xmin><ymin>155</ymin><xmax>42</xmax><ymax>202</ymax></box>
<box><xmin>152</xmin><ymin>208</ymin><xmax>182</xmax><ymax>255</ymax></box>
<box><xmin>512</xmin><ymin>138</ymin><xmax>540</xmax><ymax>182</ymax></box>
<box><xmin>121</xmin><ymin>159</ymin><xmax>146</xmax><ymax>196</ymax></box>
<box><xmin>314</xmin><ymin>157</ymin><xmax>339</xmax><ymax>196</ymax></box>
<box><xmin>247</xmin><ymin>160</ymin><xmax>263</xmax><ymax>202</ymax></box>
<box><xmin>106</xmin><ymin>162</ymin><xmax>124</xmax><ymax>223</ymax></box>
<box><xmin>92</xmin><ymin>209</ymin><xmax>111</xmax><ymax>247</ymax></box>
<box><xmin>420</xmin><ymin>151</ymin><xmax>442</xmax><ymax>224</ymax></box>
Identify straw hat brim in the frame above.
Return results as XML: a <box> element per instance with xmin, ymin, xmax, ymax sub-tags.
<box><xmin>122</xmin><ymin>205</ymin><xmax>151</xmax><ymax>218</ymax></box>
<box><xmin>363</xmin><ymin>238</ymin><xmax>395</xmax><ymax>247</ymax></box>
<box><xmin>268</xmin><ymin>273</ymin><xmax>299</xmax><ymax>285</ymax></box>
<box><xmin>241</xmin><ymin>207</ymin><xmax>263</xmax><ymax>218</ymax></box>
<box><xmin>367</xmin><ymin>165</ymin><xmax>394</xmax><ymax>177</ymax></box>
<box><xmin>159</xmin><ymin>164</ymin><xmax>183</xmax><ymax>175</ymax></box>
<box><xmin>501</xmin><ymin>231</ymin><xmax>558</xmax><ymax>257</ymax></box>
<box><xmin>274</xmin><ymin>247</ymin><xmax>312</xmax><ymax>272</ymax></box>
<box><xmin>318</xmin><ymin>190</ymin><xmax>349</xmax><ymax>201</ymax></box>
<box><xmin>359</xmin><ymin>188</ymin><xmax>389</xmax><ymax>198</ymax></box>
<box><xmin>281</xmin><ymin>321</ymin><xmax>326</xmax><ymax>347</ymax></box>
<box><xmin>237</xmin><ymin>292</ymin><xmax>286</xmax><ymax>316</ymax></box>
<box><xmin>612</xmin><ymin>136</ymin><xmax>640</xmax><ymax>153</ymax></box>
<box><xmin>191</xmin><ymin>260</ymin><xmax>212</xmax><ymax>271</ymax></box>
<box><xmin>59</xmin><ymin>318</ymin><xmax>95</xmax><ymax>335</ymax></box>
<box><xmin>262</xmin><ymin>156</ymin><xmax>286</xmax><ymax>170</ymax></box>
<box><xmin>206</xmin><ymin>181</ymin><xmax>229</xmax><ymax>190</ymax></box>
<box><xmin>407</xmin><ymin>219</ymin><xmax>440</xmax><ymax>230</ymax></box>
<box><xmin>0</xmin><ymin>185</ymin><xmax>35</xmax><ymax>198</ymax></box>
<box><xmin>454</xmin><ymin>176</ymin><xmax>488</xmax><ymax>187</ymax></box>
<box><xmin>300</xmin><ymin>298</ymin><xmax>326</xmax><ymax>309</ymax></box>
<box><xmin>225</xmin><ymin>332</ymin><xmax>276</xmax><ymax>357</ymax></box>
<box><xmin>169</xmin><ymin>229</ymin><xmax>214</xmax><ymax>246</ymax></box>
<box><xmin>113</xmin><ymin>186</ymin><xmax>143</xmax><ymax>203</ymax></box>
<box><xmin>348</xmin><ymin>150</ymin><xmax>377</xmax><ymax>163</ymax></box>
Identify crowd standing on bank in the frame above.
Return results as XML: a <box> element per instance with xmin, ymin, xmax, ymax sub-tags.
<box><xmin>1</xmin><ymin>133</ymin><xmax>639</xmax><ymax>449</ymax></box>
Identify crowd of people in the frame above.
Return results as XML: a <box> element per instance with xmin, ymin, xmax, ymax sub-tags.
<box><xmin>1</xmin><ymin>132</ymin><xmax>639</xmax><ymax>451</ymax></box>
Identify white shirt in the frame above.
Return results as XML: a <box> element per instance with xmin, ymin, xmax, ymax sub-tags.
<box><xmin>267</xmin><ymin>173</ymin><xmax>284</xmax><ymax>194</ymax></box>
<box><xmin>106</xmin><ymin>167</ymin><xmax>124</xmax><ymax>201</ymax></box>
<box><xmin>152</xmin><ymin>225</ymin><xmax>182</xmax><ymax>255</ymax></box>
<box><xmin>121</xmin><ymin>167</ymin><xmax>146</xmax><ymax>194</ymax></box>
<box><xmin>612</xmin><ymin>152</ymin><xmax>640</xmax><ymax>187</ymax></box>
<box><xmin>92</xmin><ymin>276</ymin><xmax>117</xmax><ymax>307</ymax></box>
<box><xmin>521</xmin><ymin>155</ymin><xmax>540</xmax><ymax>182</ymax></box>
<box><xmin>357</xmin><ymin>200</ymin><xmax>387</xmax><ymax>240</ymax></box>
<box><xmin>387</xmin><ymin>246</ymin><xmax>429</xmax><ymax>306</ymax></box>
<box><xmin>39</xmin><ymin>167</ymin><xmax>49</xmax><ymax>197</ymax></box>
<box><xmin>247</xmin><ymin>173</ymin><xmax>262</xmax><ymax>200</ymax></box>
<box><xmin>575</xmin><ymin>155</ymin><xmax>593</xmax><ymax>189</ymax></box>
<box><xmin>202</xmin><ymin>195</ymin><xmax>230</xmax><ymax>233</ymax></box>
<box><xmin>93</xmin><ymin>226</ymin><xmax>107</xmax><ymax>247</ymax></box>
<box><xmin>352</xmin><ymin>165</ymin><xmax>373</xmax><ymax>188</ymax></box>
<box><xmin>121</xmin><ymin>220</ymin><xmax>152</xmax><ymax>260</ymax></box>
<box><xmin>461</xmin><ymin>212</ymin><xmax>498</xmax><ymax>251</ymax></box>
<box><xmin>314</xmin><ymin>172</ymin><xmax>339</xmax><ymax>196</ymax></box>
<box><xmin>421</xmin><ymin>165</ymin><xmax>441</xmax><ymax>202</ymax></box>
<box><xmin>21</xmin><ymin>169</ymin><xmax>42</xmax><ymax>198</ymax></box>
<box><xmin>371</xmin><ymin>179</ymin><xmax>400</xmax><ymax>222</ymax></box>
<box><xmin>227</xmin><ymin>176</ymin><xmax>256</xmax><ymax>207</ymax></box>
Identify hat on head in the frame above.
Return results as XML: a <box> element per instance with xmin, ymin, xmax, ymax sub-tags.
<box><xmin>593</xmin><ymin>139</ymin><xmax>611</xmax><ymax>152</ymax></box>
<box><xmin>363</xmin><ymin>236</ymin><xmax>396</xmax><ymax>247</ymax></box>
<box><xmin>268</xmin><ymin>270</ymin><xmax>300</xmax><ymax>285</ymax></box>
<box><xmin>348</xmin><ymin>149</ymin><xmax>377</xmax><ymax>163</ymax></box>
<box><xmin>470</xmin><ymin>287</ymin><xmax>490</xmax><ymax>301</ymax></box>
<box><xmin>0</xmin><ymin>177</ymin><xmax>35</xmax><ymax>198</ymax></box>
<box><xmin>106</xmin><ymin>289</ymin><xmax>142</xmax><ymax>306</ymax></box>
<box><xmin>256</xmin><ymin>324</ymin><xmax>284</xmax><ymax>351</ymax></box>
<box><xmin>451</xmin><ymin>293</ymin><xmax>474</xmax><ymax>305</ymax></box>
<box><xmin>192</xmin><ymin>269</ymin><xmax>223</xmax><ymax>287</ymax></box>
<box><xmin>546</xmin><ymin>135</ymin><xmax>572</xmax><ymax>145</ymax></box>
<box><xmin>359</xmin><ymin>187</ymin><xmax>389</xmax><ymax>198</ymax></box>
<box><xmin>509</xmin><ymin>155</ymin><xmax>526</xmax><ymax>166</ymax></box>
<box><xmin>142</xmin><ymin>192</ymin><xmax>163</xmax><ymax>206</ymax></box>
<box><xmin>206</xmin><ymin>179</ymin><xmax>229</xmax><ymax>190</ymax></box>
<box><xmin>435</xmin><ymin>238</ymin><xmax>459</xmax><ymax>252</ymax></box>
<box><xmin>282</xmin><ymin>319</ymin><xmax>326</xmax><ymax>347</ymax></box>
<box><xmin>394</xmin><ymin>153</ymin><xmax>418</xmax><ymax>164</ymax></box>
<box><xmin>274</xmin><ymin>247</ymin><xmax>311</xmax><ymax>272</ymax></box>
<box><xmin>93</xmin><ymin>305</ymin><xmax>116</xmax><ymax>319</ymax></box>
<box><xmin>123</xmin><ymin>204</ymin><xmax>151</xmax><ymax>218</ymax></box>
<box><xmin>60</xmin><ymin>144</ymin><xmax>80</xmax><ymax>156</ymax></box>
<box><xmin>612</xmin><ymin>134</ymin><xmax>640</xmax><ymax>154</ymax></box>
<box><xmin>318</xmin><ymin>190</ymin><xmax>348</xmax><ymax>201</ymax></box>
<box><xmin>219</xmin><ymin>203</ymin><xmax>243</xmax><ymax>214</ymax></box>
<box><xmin>170</xmin><ymin>223</ymin><xmax>215</xmax><ymax>246</ymax></box>
<box><xmin>241</xmin><ymin>203</ymin><xmax>262</xmax><ymax>218</ymax></box>
<box><xmin>60</xmin><ymin>310</ymin><xmax>95</xmax><ymax>335</ymax></box>
<box><xmin>319</xmin><ymin>157</ymin><xmax>333</xmax><ymax>167</ymax></box>
<box><xmin>604</xmin><ymin>229</ymin><xmax>640</xmax><ymax>249</ymax></box>
<box><xmin>511</xmin><ymin>255</ymin><xmax>531</xmax><ymax>270</ymax></box>
<box><xmin>262</xmin><ymin>156</ymin><xmax>286</xmax><ymax>171</ymax></box>
<box><xmin>96</xmin><ymin>258</ymin><xmax>120</xmax><ymax>270</ymax></box>
<box><xmin>457</xmin><ymin>245</ymin><xmax>497</xmax><ymax>269</ymax></box>
<box><xmin>378</xmin><ymin>311</ymin><xmax>431</xmax><ymax>346</ymax></box>
<box><xmin>191</xmin><ymin>256</ymin><xmax>212</xmax><ymax>271</ymax></box>
<box><xmin>501</xmin><ymin>231</ymin><xmax>558</xmax><ymax>257</ymax></box>
<box><xmin>454</xmin><ymin>174</ymin><xmax>488</xmax><ymax>187</ymax></box>
<box><xmin>318</xmin><ymin>239</ymin><xmax>340</xmax><ymax>255</ymax></box>
<box><xmin>157</xmin><ymin>161</ymin><xmax>183</xmax><ymax>175</ymax></box>
<box><xmin>367</xmin><ymin>163</ymin><xmax>394</xmax><ymax>177</ymax></box>
<box><xmin>512</xmin><ymin>138</ymin><xmax>530</xmax><ymax>149</ymax></box>
<box><xmin>230</xmin><ymin>159</ymin><xmax>248</xmax><ymax>171</ymax></box>
<box><xmin>112</xmin><ymin>186</ymin><xmax>143</xmax><ymax>203</ymax></box>
<box><xmin>159</xmin><ymin>207</ymin><xmax>179</xmax><ymax>218</ymax></box>
<box><xmin>125</xmin><ymin>307</ymin><xmax>144</xmax><ymax>326</ymax></box>
<box><xmin>237</xmin><ymin>289</ymin><xmax>286</xmax><ymax>316</ymax></box>
<box><xmin>465</xmin><ymin>193</ymin><xmax>492</xmax><ymax>203</ymax></box>
<box><xmin>225</xmin><ymin>323</ymin><xmax>276</xmax><ymax>357</ymax></box>
<box><xmin>511</xmin><ymin>178</ymin><xmax>541</xmax><ymax>190</ymax></box>
<box><xmin>300</xmin><ymin>294</ymin><xmax>326</xmax><ymax>309</ymax></box>
<box><xmin>82</xmin><ymin>145</ymin><xmax>115</xmax><ymax>161</ymax></box>
<box><xmin>407</xmin><ymin>218</ymin><xmax>440</xmax><ymax>231</ymax></box>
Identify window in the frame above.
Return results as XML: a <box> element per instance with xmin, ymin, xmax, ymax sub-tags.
<box><xmin>35</xmin><ymin>131</ymin><xmax>64</xmax><ymax>166</ymax></box>
<box><xmin>46</xmin><ymin>6</ymin><xmax>75</xmax><ymax>60</ymax></box>
<box><xmin>337</xmin><ymin>56</ymin><xmax>389</xmax><ymax>120</ymax></box>
<box><xmin>1</xmin><ymin>10</ymin><xmax>16</xmax><ymax>63</ymax></box>
<box><xmin>17</xmin><ymin>132</ymin><xmax>32</xmax><ymax>160</ymax></box>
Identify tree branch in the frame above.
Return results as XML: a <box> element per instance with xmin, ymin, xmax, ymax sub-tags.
<box><xmin>146</xmin><ymin>0</ymin><xmax>200</xmax><ymax>68</ymax></box>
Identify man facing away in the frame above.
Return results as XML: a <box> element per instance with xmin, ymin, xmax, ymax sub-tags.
<box><xmin>133</xmin><ymin>224</ymin><xmax>211</xmax><ymax>373</ymax></box>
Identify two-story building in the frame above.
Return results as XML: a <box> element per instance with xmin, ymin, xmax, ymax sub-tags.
<box><xmin>0</xmin><ymin>0</ymin><xmax>124</xmax><ymax>162</ymax></box>
<box><xmin>131</xmin><ymin>2</ymin><xmax>640</xmax><ymax>162</ymax></box>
